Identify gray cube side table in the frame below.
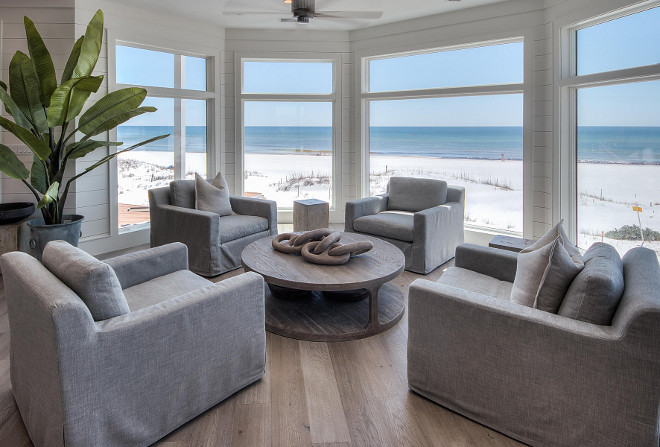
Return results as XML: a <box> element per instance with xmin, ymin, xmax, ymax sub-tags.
<box><xmin>293</xmin><ymin>199</ymin><xmax>329</xmax><ymax>232</ymax></box>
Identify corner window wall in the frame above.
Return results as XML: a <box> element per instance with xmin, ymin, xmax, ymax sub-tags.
<box><xmin>564</xmin><ymin>5</ymin><xmax>660</xmax><ymax>257</ymax></box>
<box><xmin>363</xmin><ymin>40</ymin><xmax>525</xmax><ymax>234</ymax></box>
<box><xmin>115</xmin><ymin>44</ymin><xmax>213</xmax><ymax>231</ymax></box>
<box><xmin>240</xmin><ymin>59</ymin><xmax>337</xmax><ymax>208</ymax></box>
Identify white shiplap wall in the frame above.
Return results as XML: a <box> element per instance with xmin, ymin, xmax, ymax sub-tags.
<box><xmin>0</xmin><ymin>0</ymin><xmax>75</xmax><ymax>216</ymax></box>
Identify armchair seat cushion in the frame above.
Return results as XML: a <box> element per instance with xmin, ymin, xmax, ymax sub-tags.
<box><xmin>438</xmin><ymin>267</ymin><xmax>513</xmax><ymax>301</ymax></box>
<box><xmin>219</xmin><ymin>214</ymin><xmax>269</xmax><ymax>243</ymax></box>
<box><xmin>353</xmin><ymin>211</ymin><xmax>414</xmax><ymax>242</ymax></box>
<box><xmin>123</xmin><ymin>270</ymin><xmax>212</xmax><ymax>311</ymax></box>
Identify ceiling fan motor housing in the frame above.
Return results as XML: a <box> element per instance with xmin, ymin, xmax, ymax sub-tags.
<box><xmin>292</xmin><ymin>0</ymin><xmax>315</xmax><ymax>18</ymax></box>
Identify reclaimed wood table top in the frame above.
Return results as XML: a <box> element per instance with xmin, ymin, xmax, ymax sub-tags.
<box><xmin>241</xmin><ymin>232</ymin><xmax>405</xmax><ymax>292</ymax></box>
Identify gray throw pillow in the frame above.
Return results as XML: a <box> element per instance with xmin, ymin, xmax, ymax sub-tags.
<box><xmin>42</xmin><ymin>240</ymin><xmax>129</xmax><ymax>321</ymax></box>
<box><xmin>195</xmin><ymin>172</ymin><xmax>232</xmax><ymax>216</ymax></box>
<box><xmin>170</xmin><ymin>179</ymin><xmax>196</xmax><ymax>209</ymax></box>
<box><xmin>558</xmin><ymin>243</ymin><xmax>624</xmax><ymax>325</ymax></box>
<box><xmin>387</xmin><ymin>177</ymin><xmax>448</xmax><ymax>212</ymax></box>
<box><xmin>510</xmin><ymin>236</ymin><xmax>584</xmax><ymax>313</ymax></box>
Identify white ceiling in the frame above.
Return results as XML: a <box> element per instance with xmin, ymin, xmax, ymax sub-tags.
<box><xmin>106</xmin><ymin>0</ymin><xmax>513</xmax><ymax>31</ymax></box>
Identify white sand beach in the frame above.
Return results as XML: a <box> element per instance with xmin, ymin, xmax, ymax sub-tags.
<box><xmin>118</xmin><ymin>150</ymin><xmax>659</xmax><ymax>258</ymax></box>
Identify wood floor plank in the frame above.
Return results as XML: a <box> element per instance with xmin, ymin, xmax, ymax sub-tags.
<box><xmin>231</xmin><ymin>403</ymin><xmax>271</xmax><ymax>447</ymax></box>
<box><xmin>269</xmin><ymin>335</ymin><xmax>313</xmax><ymax>447</ymax></box>
<box><xmin>299</xmin><ymin>341</ymin><xmax>351</xmax><ymax>445</ymax></box>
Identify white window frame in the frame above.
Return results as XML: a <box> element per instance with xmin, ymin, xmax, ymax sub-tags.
<box><xmin>235</xmin><ymin>52</ymin><xmax>342</xmax><ymax>223</ymax></box>
<box><xmin>358</xmin><ymin>36</ymin><xmax>532</xmax><ymax>237</ymax></box>
<box><xmin>558</xmin><ymin>0</ymin><xmax>660</xmax><ymax>242</ymax></box>
<box><xmin>108</xmin><ymin>34</ymin><xmax>219</xmax><ymax>237</ymax></box>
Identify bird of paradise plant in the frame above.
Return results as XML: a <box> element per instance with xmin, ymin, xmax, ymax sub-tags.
<box><xmin>0</xmin><ymin>9</ymin><xmax>168</xmax><ymax>225</ymax></box>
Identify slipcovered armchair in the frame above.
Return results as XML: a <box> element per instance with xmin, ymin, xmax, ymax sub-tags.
<box><xmin>1</xmin><ymin>241</ymin><xmax>266</xmax><ymax>447</ymax></box>
<box><xmin>408</xmin><ymin>243</ymin><xmax>660</xmax><ymax>447</ymax></box>
<box><xmin>149</xmin><ymin>179</ymin><xmax>277</xmax><ymax>276</ymax></box>
<box><xmin>345</xmin><ymin>177</ymin><xmax>464</xmax><ymax>274</ymax></box>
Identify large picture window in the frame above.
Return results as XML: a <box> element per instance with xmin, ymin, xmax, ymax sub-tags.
<box><xmin>567</xmin><ymin>5</ymin><xmax>660</xmax><ymax>257</ymax></box>
<box><xmin>115</xmin><ymin>44</ymin><xmax>212</xmax><ymax>231</ymax></box>
<box><xmin>363</xmin><ymin>40</ymin><xmax>525</xmax><ymax>234</ymax></box>
<box><xmin>240</xmin><ymin>59</ymin><xmax>337</xmax><ymax>209</ymax></box>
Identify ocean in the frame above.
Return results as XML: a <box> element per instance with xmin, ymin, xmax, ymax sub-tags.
<box><xmin>117</xmin><ymin>125</ymin><xmax>660</xmax><ymax>164</ymax></box>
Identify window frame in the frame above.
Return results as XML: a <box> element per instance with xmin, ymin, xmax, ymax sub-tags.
<box><xmin>358</xmin><ymin>36</ymin><xmax>531</xmax><ymax>237</ymax></box>
<box><xmin>109</xmin><ymin>36</ymin><xmax>219</xmax><ymax>235</ymax></box>
<box><xmin>235</xmin><ymin>52</ymin><xmax>342</xmax><ymax>220</ymax></box>
<box><xmin>558</xmin><ymin>0</ymin><xmax>660</xmax><ymax>242</ymax></box>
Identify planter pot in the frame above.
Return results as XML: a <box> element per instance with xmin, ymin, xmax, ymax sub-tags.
<box><xmin>26</xmin><ymin>215</ymin><xmax>84</xmax><ymax>261</ymax></box>
<box><xmin>0</xmin><ymin>202</ymin><xmax>35</xmax><ymax>225</ymax></box>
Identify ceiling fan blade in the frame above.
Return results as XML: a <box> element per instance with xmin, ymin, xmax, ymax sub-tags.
<box><xmin>280</xmin><ymin>18</ymin><xmax>299</xmax><ymax>22</ymax></box>
<box><xmin>314</xmin><ymin>10</ymin><xmax>383</xmax><ymax>19</ymax></box>
<box><xmin>223</xmin><ymin>11</ymin><xmax>286</xmax><ymax>16</ymax></box>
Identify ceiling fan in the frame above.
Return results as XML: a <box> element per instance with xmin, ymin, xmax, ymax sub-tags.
<box><xmin>223</xmin><ymin>0</ymin><xmax>383</xmax><ymax>24</ymax></box>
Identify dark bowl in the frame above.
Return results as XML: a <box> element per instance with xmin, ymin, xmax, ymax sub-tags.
<box><xmin>0</xmin><ymin>202</ymin><xmax>36</xmax><ymax>225</ymax></box>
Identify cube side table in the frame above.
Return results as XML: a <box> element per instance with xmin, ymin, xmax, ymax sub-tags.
<box><xmin>293</xmin><ymin>199</ymin><xmax>329</xmax><ymax>232</ymax></box>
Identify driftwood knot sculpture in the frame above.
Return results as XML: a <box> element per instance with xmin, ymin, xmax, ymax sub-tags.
<box><xmin>272</xmin><ymin>229</ymin><xmax>374</xmax><ymax>265</ymax></box>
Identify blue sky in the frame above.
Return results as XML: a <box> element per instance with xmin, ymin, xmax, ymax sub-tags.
<box><xmin>117</xmin><ymin>6</ymin><xmax>660</xmax><ymax>128</ymax></box>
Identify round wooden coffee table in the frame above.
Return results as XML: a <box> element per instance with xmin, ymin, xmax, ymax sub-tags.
<box><xmin>241</xmin><ymin>232</ymin><xmax>405</xmax><ymax>342</ymax></box>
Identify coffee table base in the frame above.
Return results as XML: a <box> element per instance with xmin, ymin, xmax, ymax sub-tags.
<box><xmin>264</xmin><ymin>282</ymin><xmax>405</xmax><ymax>342</ymax></box>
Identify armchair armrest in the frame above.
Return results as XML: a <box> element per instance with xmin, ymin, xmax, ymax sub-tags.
<box><xmin>105</xmin><ymin>242</ymin><xmax>189</xmax><ymax>289</ymax></box>
<box><xmin>151</xmin><ymin>204</ymin><xmax>219</xmax><ymax>249</ymax></box>
<box><xmin>344</xmin><ymin>195</ymin><xmax>388</xmax><ymax>232</ymax></box>
<box><xmin>454</xmin><ymin>243</ymin><xmax>518</xmax><ymax>283</ymax></box>
<box><xmin>412</xmin><ymin>201</ymin><xmax>464</xmax><ymax>272</ymax></box>
<box><xmin>229</xmin><ymin>196</ymin><xmax>278</xmax><ymax>235</ymax></box>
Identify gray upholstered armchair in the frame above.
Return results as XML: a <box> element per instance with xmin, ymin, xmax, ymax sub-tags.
<box><xmin>345</xmin><ymin>177</ymin><xmax>464</xmax><ymax>274</ymax></box>
<box><xmin>149</xmin><ymin>179</ymin><xmax>277</xmax><ymax>276</ymax></box>
<box><xmin>408</xmin><ymin>243</ymin><xmax>660</xmax><ymax>447</ymax></box>
<box><xmin>1</xmin><ymin>241</ymin><xmax>266</xmax><ymax>447</ymax></box>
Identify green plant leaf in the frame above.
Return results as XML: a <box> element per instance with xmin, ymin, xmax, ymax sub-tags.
<box><xmin>65</xmin><ymin>140</ymin><xmax>122</xmax><ymax>160</ymax></box>
<box><xmin>62</xmin><ymin>36</ymin><xmax>84</xmax><ymax>83</ymax></box>
<box><xmin>9</xmin><ymin>52</ymin><xmax>48</xmax><ymax>133</ymax></box>
<box><xmin>30</xmin><ymin>154</ymin><xmax>48</xmax><ymax>194</ymax></box>
<box><xmin>0</xmin><ymin>81</ymin><xmax>10</xmax><ymax>115</ymax></box>
<box><xmin>78</xmin><ymin>87</ymin><xmax>147</xmax><ymax>135</ymax></box>
<box><xmin>47</xmin><ymin>75</ymin><xmax>103</xmax><ymax>127</ymax></box>
<box><xmin>24</xmin><ymin>16</ymin><xmax>57</xmax><ymax>106</ymax></box>
<box><xmin>37</xmin><ymin>181</ymin><xmax>59</xmax><ymax>209</ymax></box>
<box><xmin>0</xmin><ymin>116</ymin><xmax>50</xmax><ymax>160</ymax></box>
<box><xmin>66</xmin><ymin>76</ymin><xmax>105</xmax><ymax>123</ymax></box>
<box><xmin>0</xmin><ymin>80</ymin><xmax>32</xmax><ymax>129</ymax></box>
<box><xmin>0</xmin><ymin>144</ymin><xmax>29</xmax><ymax>179</ymax></box>
<box><xmin>79</xmin><ymin>134</ymin><xmax>168</xmax><ymax>176</ymax></box>
<box><xmin>81</xmin><ymin>106</ymin><xmax>156</xmax><ymax>139</ymax></box>
<box><xmin>72</xmin><ymin>10</ymin><xmax>103</xmax><ymax>79</ymax></box>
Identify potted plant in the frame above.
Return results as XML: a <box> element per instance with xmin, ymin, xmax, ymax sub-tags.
<box><xmin>0</xmin><ymin>10</ymin><xmax>167</xmax><ymax>259</ymax></box>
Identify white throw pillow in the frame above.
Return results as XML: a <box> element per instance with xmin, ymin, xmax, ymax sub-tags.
<box><xmin>521</xmin><ymin>219</ymin><xmax>583</xmax><ymax>265</ymax></box>
<box><xmin>510</xmin><ymin>232</ymin><xmax>584</xmax><ymax>313</ymax></box>
<box><xmin>194</xmin><ymin>172</ymin><xmax>232</xmax><ymax>216</ymax></box>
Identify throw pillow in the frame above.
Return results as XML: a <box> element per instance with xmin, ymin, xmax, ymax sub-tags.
<box><xmin>42</xmin><ymin>240</ymin><xmax>130</xmax><ymax>321</ymax></box>
<box><xmin>558</xmin><ymin>243</ymin><xmax>624</xmax><ymax>325</ymax></box>
<box><xmin>194</xmin><ymin>172</ymin><xmax>232</xmax><ymax>216</ymax></box>
<box><xmin>510</xmin><ymin>236</ymin><xmax>584</xmax><ymax>313</ymax></box>
<box><xmin>170</xmin><ymin>179</ymin><xmax>196</xmax><ymax>208</ymax></box>
<box><xmin>522</xmin><ymin>219</ymin><xmax>583</xmax><ymax>265</ymax></box>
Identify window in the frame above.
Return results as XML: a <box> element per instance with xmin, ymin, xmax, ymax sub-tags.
<box><xmin>115</xmin><ymin>44</ymin><xmax>212</xmax><ymax>231</ymax></box>
<box><xmin>565</xmin><ymin>5</ymin><xmax>660</xmax><ymax>257</ymax></box>
<box><xmin>363</xmin><ymin>40</ymin><xmax>525</xmax><ymax>234</ymax></box>
<box><xmin>240</xmin><ymin>58</ymin><xmax>337</xmax><ymax>209</ymax></box>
